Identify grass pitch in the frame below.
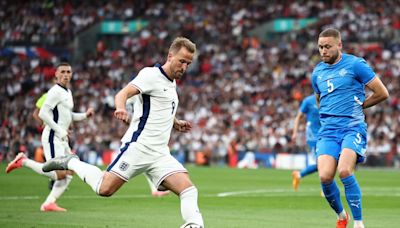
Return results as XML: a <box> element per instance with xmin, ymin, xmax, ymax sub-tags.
<box><xmin>0</xmin><ymin>163</ymin><xmax>399</xmax><ymax>227</ymax></box>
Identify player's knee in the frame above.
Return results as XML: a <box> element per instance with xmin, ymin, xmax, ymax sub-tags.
<box><xmin>338</xmin><ymin>167</ymin><xmax>352</xmax><ymax>179</ymax></box>
<box><xmin>55</xmin><ymin>170</ymin><xmax>67</xmax><ymax>180</ymax></box>
<box><xmin>98</xmin><ymin>189</ymin><xmax>114</xmax><ymax>197</ymax></box>
<box><xmin>179</xmin><ymin>185</ymin><xmax>197</xmax><ymax>198</ymax></box>
<box><xmin>97</xmin><ymin>173</ymin><xmax>125</xmax><ymax>197</ymax></box>
<box><xmin>319</xmin><ymin>176</ymin><xmax>333</xmax><ymax>183</ymax></box>
<box><xmin>319</xmin><ymin>173</ymin><xmax>334</xmax><ymax>183</ymax></box>
<box><xmin>98</xmin><ymin>186</ymin><xmax>116</xmax><ymax>197</ymax></box>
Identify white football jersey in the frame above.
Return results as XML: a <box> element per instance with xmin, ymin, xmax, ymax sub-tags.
<box><xmin>41</xmin><ymin>84</ymin><xmax>74</xmax><ymax>143</ymax></box>
<box><xmin>121</xmin><ymin>64</ymin><xmax>178</xmax><ymax>152</ymax></box>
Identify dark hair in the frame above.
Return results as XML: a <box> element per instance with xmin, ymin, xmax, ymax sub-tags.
<box><xmin>56</xmin><ymin>62</ymin><xmax>71</xmax><ymax>69</ymax></box>
<box><xmin>319</xmin><ymin>28</ymin><xmax>341</xmax><ymax>40</ymax></box>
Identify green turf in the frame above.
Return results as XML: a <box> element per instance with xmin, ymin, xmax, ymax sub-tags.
<box><xmin>0</xmin><ymin>164</ymin><xmax>399</xmax><ymax>227</ymax></box>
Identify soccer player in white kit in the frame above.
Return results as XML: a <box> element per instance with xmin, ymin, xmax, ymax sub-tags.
<box><xmin>6</xmin><ymin>63</ymin><xmax>94</xmax><ymax>212</ymax></box>
<box><xmin>125</xmin><ymin>96</ymin><xmax>171</xmax><ymax>197</ymax></box>
<box><xmin>43</xmin><ymin>37</ymin><xmax>204</xmax><ymax>228</ymax></box>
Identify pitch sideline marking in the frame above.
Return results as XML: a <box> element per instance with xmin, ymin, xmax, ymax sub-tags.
<box><xmin>2</xmin><ymin>187</ymin><xmax>400</xmax><ymax>200</ymax></box>
<box><xmin>217</xmin><ymin>187</ymin><xmax>400</xmax><ymax>197</ymax></box>
<box><xmin>217</xmin><ymin>189</ymin><xmax>293</xmax><ymax>197</ymax></box>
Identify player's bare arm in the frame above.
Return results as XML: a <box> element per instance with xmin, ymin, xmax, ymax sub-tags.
<box><xmin>33</xmin><ymin>108</ymin><xmax>43</xmax><ymax>126</ymax></box>
<box><xmin>292</xmin><ymin>112</ymin><xmax>305</xmax><ymax>140</ymax></box>
<box><xmin>72</xmin><ymin>108</ymin><xmax>94</xmax><ymax>121</ymax></box>
<box><xmin>173</xmin><ymin>118</ymin><xmax>192</xmax><ymax>133</ymax></box>
<box><xmin>362</xmin><ymin>76</ymin><xmax>389</xmax><ymax>109</ymax></box>
<box><xmin>114</xmin><ymin>84</ymin><xmax>140</xmax><ymax>122</ymax></box>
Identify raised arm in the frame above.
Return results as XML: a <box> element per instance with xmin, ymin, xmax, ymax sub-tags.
<box><xmin>114</xmin><ymin>84</ymin><xmax>140</xmax><ymax>122</ymax></box>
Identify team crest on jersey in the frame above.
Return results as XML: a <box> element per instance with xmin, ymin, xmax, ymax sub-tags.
<box><xmin>119</xmin><ymin>161</ymin><xmax>129</xmax><ymax>171</ymax></box>
<box><xmin>339</xmin><ymin>68</ymin><xmax>347</xmax><ymax>77</ymax></box>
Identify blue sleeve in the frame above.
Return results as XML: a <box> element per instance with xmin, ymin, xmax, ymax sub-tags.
<box><xmin>353</xmin><ymin>58</ymin><xmax>375</xmax><ymax>84</ymax></box>
<box><xmin>299</xmin><ymin>98</ymin><xmax>308</xmax><ymax>114</ymax></box>
<box><xmin>311</xmin><ymin>71</ymin><xmax>320</xmax><ymax>94</ymax></box>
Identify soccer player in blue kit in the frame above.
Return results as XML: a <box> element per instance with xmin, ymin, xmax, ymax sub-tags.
<box><xmin>311</xmin><ymin>28</ymin><xmax>389</xmax><ymax>228</ymax></box>
<box><xmin>291</xmin><ymin>94</ymin><xmax>320</xmax><ymax>191</ymax></box>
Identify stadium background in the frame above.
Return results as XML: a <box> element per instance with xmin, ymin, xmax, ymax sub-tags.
<box><xmin>0</xmin><ymin>1</ymin><xmax>400</xmax><ymax>227</ymax></box>
<box><xmin>1</xmin><ymin>0</ymin><xmax>399</xmax><ymax>168</ymax></box>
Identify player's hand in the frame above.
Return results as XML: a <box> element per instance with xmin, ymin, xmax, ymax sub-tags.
<box><xmin>86</xmin><ymin>108</ymin><xmax>95</xmax><ymax>118</ymax></box>
<box><xmin>173</xmin><ymin>120</ymin><xmax>192</xmax><ymax>133</ymax></box>
<box><xmin>57</xmin><ymin>129</ymin><xmax>68</xmax><ymax>141</ymax></box>
<box><xmin>114</xmin><ymin>109</ymin><xmax>129</xmax><ymax>122</ymax></box>
<box><xmin>123</xmin><ymin>116</ymin><xmax>131</xmax><ymax>125</ymax></box>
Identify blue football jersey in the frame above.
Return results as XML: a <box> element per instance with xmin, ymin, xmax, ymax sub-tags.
<box><xmin>299</xmin><ymin>95</ymin><xmax>320</xmax><ymax>142</ymax></box>
<box><xmin>311</xmin><ymin>53</ymin><xmax>375</xmax><ymax>129</ymax></box>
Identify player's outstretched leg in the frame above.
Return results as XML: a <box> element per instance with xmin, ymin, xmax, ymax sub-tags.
<box><xmin>48</xmin><ymin>179</ymin><xmax>55</xmax><ymax>190</ymax></box>
<box><xmin>300</xmin><ymin>164</ymin><xmax>318</xmax><ymax>178</ymax></box>
<box><xmin>6</xmin><ymin>152</ymin><xmax>57</xmax><ymax>180</ymax></box>
<box><xmin>40</xmin><ymin>174</ymin><xmax>73</xmax><ymax>212</ymax></box>
<box><xmin>42</xmin><ymin>154</ymin><xmax>78</xmax><ymax>171</ymax></box>
<box><xmin>291</xmin><ymin>170</ymin><xmax>301</xmax><ymax>191</ymax></box>
<box><xmin>292</xmin><ymin>164</ymin><xmax>318</xmax><ymax>191</ymax></box>
<box><xmin>5</xmin><ymin>152</ymin><xmax>26</xmax><ymax>173</ymax></box>
<box><xmin>40</xmin><ymin>201</ymin><xmax>67</xmax><ymax>212</ymax></box>
<box><xmin>43</xmin><ymin>154</ymin><xmax>104</xmax><ymax>194</ymax></box>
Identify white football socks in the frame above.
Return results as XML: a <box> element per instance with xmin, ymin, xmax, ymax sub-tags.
<box><xmin>44</xmin><ymin>175</ymin><xmax>73</xmax><ymax>204</ymax></box>
<box><xmin>68</xmin><ymin>158</ymin><xmax>103</xmax><ymax>193</ymax></box>
<box><xmin>180</xmin><ymin>186</ymin><xmax>204</xmax><ymax>227</ymax></box>
<box><xmin>23</xmin><ymin>159</ymin><xmax>57</xmax><ymax>180</ymax></box>
<box><xmin>338</xmin><ymin>209</ymin><xmax>347</xmax><ymax>220</ymax></box>
<box><xmin>354</xmin><ymin>220</ymin><xmax>365</xmax><ymax>228</ymax></box>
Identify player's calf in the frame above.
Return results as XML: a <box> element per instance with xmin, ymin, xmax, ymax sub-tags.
<box><xmin>97</xmin><ymin>172</ymin><xmax>125</xmax><ymax>197</ymax></box>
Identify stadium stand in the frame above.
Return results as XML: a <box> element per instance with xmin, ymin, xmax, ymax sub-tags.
<box><xmin>0</xmin><ymin>0</ymin><xmax>399</xmax><ymax>168</ymax></box>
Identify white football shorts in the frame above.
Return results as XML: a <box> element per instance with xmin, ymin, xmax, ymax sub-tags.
<box><xmin>42</xmin><ymin>137</ymin><xmax>71</xmax><ymax>160</ymax></box>
<box><xmin>107</xmin><ymin>142</ymin><xmax>187</xmax><ymax>191</ymax></box>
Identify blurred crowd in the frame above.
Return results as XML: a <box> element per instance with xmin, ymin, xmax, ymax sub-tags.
<box><xmin>1</xmin><ymin>0</ymin><xmax>399</xmax><ymax>167</ymax></box>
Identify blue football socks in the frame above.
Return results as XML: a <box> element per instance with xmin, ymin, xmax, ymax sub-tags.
<box><xmin>341</xmin><ymin>175</ymin><xmax>362</xmax><ymax>221</ymax></box>
<box><xmin>321</xmin><ymin>181</ymin><xmax>344</xmax><ymax>214</ymax></box>
<box><xmin>300</xmin><ymin>164</ymin><xmax>317</xmax><ymax>178</ymax></box>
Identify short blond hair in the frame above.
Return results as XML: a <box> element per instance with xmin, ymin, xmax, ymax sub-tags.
<box><xmin>169</xmin><ymin>37</ymin><xmax>196</xmax><ymax>54</ymax></box>
<box><xmin>319</xmin><ymin>28</ymin><xmax>341</xmax><ymax>40</ymax></box>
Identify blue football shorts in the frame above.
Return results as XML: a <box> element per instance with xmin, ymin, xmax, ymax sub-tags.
<box><xmin>316</xmin><ymin>125</ymin><xmax>367</xmax><ymax>163</ymax></box>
